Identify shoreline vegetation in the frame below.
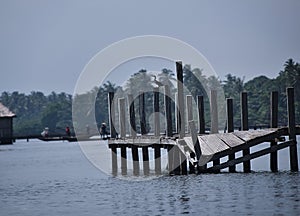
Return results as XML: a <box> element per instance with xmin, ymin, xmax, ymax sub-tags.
<box><xmin>1</xmin><ymin>58</ymin><xmax>299</xmax><ymax>137</ymax></box>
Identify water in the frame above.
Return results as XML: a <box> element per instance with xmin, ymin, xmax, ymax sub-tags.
<box><xmin>1</xmin><ymin>139</ymin><xmax>300</xmax><ymax>215</ymax></box>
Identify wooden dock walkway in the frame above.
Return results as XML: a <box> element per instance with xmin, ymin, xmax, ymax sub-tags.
<box><xmin>106</xmin><ymin>61</ymin><xmax>299</xmax><ymax>176</ymax></box>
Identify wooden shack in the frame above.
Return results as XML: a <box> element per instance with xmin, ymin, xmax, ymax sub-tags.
<box><xmin>0</xmin><ymin>103</ymin><xmax>16</xmax><ymax>144</ymax></box>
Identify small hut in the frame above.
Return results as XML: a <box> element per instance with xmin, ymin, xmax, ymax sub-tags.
<box><xmin>0</xmin><ymin>103</ymin><xmax>16</xmax><ymax>144</ymax></box>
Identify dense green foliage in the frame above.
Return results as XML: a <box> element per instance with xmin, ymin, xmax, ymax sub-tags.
<box><xmin>1</xmin><ymin>58</ymin><xmax>299</xmax><ymax>136</ymax></box>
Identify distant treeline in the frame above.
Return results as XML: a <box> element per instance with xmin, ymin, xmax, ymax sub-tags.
<box><xmin>1</xmin><ymin>58</ymin><xmax>299</xmax><ymax>136</ymax></box>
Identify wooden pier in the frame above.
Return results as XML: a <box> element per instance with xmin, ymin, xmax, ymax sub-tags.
<box><xmin>107</xmin><ymin>61</ymin><xmax>299</xmax><ymax>175</ymax></box>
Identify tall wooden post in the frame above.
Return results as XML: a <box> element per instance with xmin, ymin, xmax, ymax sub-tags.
<box><xmin>118</xmin><ymin>98</ymin><xmax>126</xmax><ymax>138</ymax></box>
<box><xmin>197</xmin><ymin>95</ymin><xmax>205</xmax><ymax>134</ymax></box>
<box><xmin>287</xmin><ymin>88</ymin><xmax>299</xmax><ymax>172</ymax></box>
<box><xmin>270</xmin><ymin>91</ymin><xmax>278</xmax><ymax>172</ymax></box>
<box><xmin>139</xmin><ymin>92</ymin><xmax>147</xmax><ymax>135</ymax></box>
<box><xmin>108</xmin><ymin>92</ymin><xmax>117</xmax><ymax>138</ymax></box>
<box><xmin>128</xmin><ymin>94</ymin><xmax>136</xmax><ymax>138</ymax></box>
<box><xmin>189</xmin><ymin>120</ymin><xmax>202</xmax><ymax>173</ymax></box>
<box><xmin>154</xmin><ymin>88</ymin><xmax>160</xmax><ymax>137</ymax></box>
<box><xmin>227</xmin><ymin>98</ymin><xmax>236</xmax><ymax>172</ymax></box>
<box><xmin>164</xmin><ymin>85</ymin><xmax>173</xmax><ymax>137</ymax></box>
<box><xmin>241</xmin><ymin>92</ymin><xmax>251</xmax><ymax>173</ymax></box>
<box><xmin>210</xmin><ymin>90</ymin><xmax>220</xmax><ymax>172</ymax></box>
<box><xmin>210</xmin><ymin>90</ymin><xmax>218</xmax><ymax>134</ymax></box>
<box><xmin>176</xmin><ymin>61</ymin><xmax>185</xmax><ymax>138</ymax></box>
<box><xmin>186</xmin><ymin>95</ymin><xmax>193</xmax><ymax>133</ymax></box>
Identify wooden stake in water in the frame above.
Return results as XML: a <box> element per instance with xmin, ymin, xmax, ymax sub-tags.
<box><xmin>241</xmin><ymin>92</ymin><xmax>251</xmax><ymax>173</ymax></box>
<box><xmin>287</xmin><ymin>87</ymin><xmax>298</xmax><ymax>172</ymax></box>
<box><xmin>176</xmin><ymin>61</ymin><xmax>185</xmax><ymax>138</ymax></box>
<box><xmin>128</xmin><ymin>94</ymin><xmax>136</xmax><ymax>138</ymax></box>
<box><xmin>227</xmin><ymin>98</ymin><xmax>236</xmax><ymax>172</ymax></box>
<box><xmin>108</xmin><ymin>92</ymin><xmax>117</xmax><ymax>138</ymax></box>
<box><xmin>270</xmin><ymin>91</ymin><xmax>278</xmax><ymax>172</ymax></box>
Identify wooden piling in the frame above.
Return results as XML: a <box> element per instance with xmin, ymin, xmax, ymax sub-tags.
<box><xmin>168</xmin><ymin>146</ymin><xmax>174</xmax><ymax>175</ymax></box>
<box><xmin>173</xmin><ymin>146</ymin><xmax>181</xmax><ymax>175</ymax></box>
<box><xmin>180</xmin><ymin>150</ymin><xmax>188</xmax><ymax>175</ymax></box>
<box><xmin>164</xmin><ymin>85</ymin><xmax>173</xmax><ymax>137</ymax></box>
<box><xmin>120</xmin><ymin>146</ymin><xmax>127</xmax><ymax>175</ymax></box>
<box><xmin>287</xmin><ymin>87</ymin><xmax>299</xmax><ymax>172</ymax></box>
<box><xmin>128</xmin><ymin>94</ymin><xmax>137</xmax><ymax>138</ymax></box>
<box><xmin>189</xmin><ymin>120</ymin><xmax>203</xmax><ymax>173</ymax></box>
<box><xmin>154</xmin><ymin>146</ymin><xmax>161</xmax><ymax>175</ymax></box>
<box><xmin>108</xmin><ymin>92</ymin><xmax>117</xmax><ymax>138</ymax></box>
<box><xmin>153</xmin><ymin>88</ymin><xmax>160</xmax><ymax>137</ymax></box>
<box><xmin>111</xmin><ymin>146</ymin><xmax>118</xmax><ymax>175</ymax></box>
<box><xmin>139</xmin><ymin>92</ymin><xmax>147</xmax><ymax>135</ymax></box>
<box><xmin>197</xmin><ymin>95</ymin><xmax>205</xmax><ymax>134</ymax></box>
<box><xmin>176</xmin><ymin>61</ymin><xmax>185</xmax><ymax>138</ymax></box>
<box><xmin>186</xmin><ymin>95</ymin><xmax>193</xmax><ymax>133</ymax></box>
<box><xmin>210</xmin><ymin>90</ymin><xmax>218</xmax><ymax>134</ymax></box>
<box><xmin>241</xmin><ymin>92</ymin><xmax>251</xmax><ymax>173</ymax></box>
<box><xmin>270</xmin><ymin>91</ymin><xmax>278</xmax><ymax>172</ymax></box>
<box><xmin>142</xmin><ymin>146</ymin><xmax>150</xmax><ymax>175</ymax></box>
<box><xmin>227</xmin><ymin>98</ymin><xmax>236</xmax><ymax>172</ymax></box>
<box><xmin>131</xmin><ymin>145</ymin><xmax>140</xmax><ymax>175</ymax></box>
<box><xmin>118</xmin><ymin>98</ymin><xmax>126</xmax><ymax>138</ymax></box>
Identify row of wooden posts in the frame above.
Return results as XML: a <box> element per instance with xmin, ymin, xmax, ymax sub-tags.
<box><xmin>106</xmin><ymin>61</ymin><xmax>298</xmax><ymax>175</ymax></box>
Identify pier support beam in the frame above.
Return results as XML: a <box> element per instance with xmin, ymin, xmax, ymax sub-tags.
<box><xmin>241</xmin><ymin>92</ymin><xmax>251</xmax><ymax>173</ymax></box>
<box><xmin>164</xmin><ymin>85</ymin><xmax>173</xmax><ymax>137</ymax></box>
<box><xmin>118</xmin><ymin>98</ymin><xmax>126</xmax><ymax>138</ymax></box>
<box><xmin>131</xmin><ymin>146</ymin><xmax>139</xmax><ymax>176</ymax></box>
<box><xmin>142</xmin><ymin>146</ymin><xmax>150</xmax><ymax>175</ymax></box>
<box><xmin>111</xmin><ymin>146</ymin><xmax>118</xmax><ymax>175</ymax></box>
<box><xmin>120</xmin><ymin>146</ymin><xmax>127</xmax><ymax>175</ymax></box>
<box><xmin>139</xmin><ymin>92</ymin><xmax>147</xmax><ymax>135</ymax></box>
<box><xmin>287</xmin><ymin>88</ymin><xmax>298</xmax><ymax>172</ymax></box>
<box><xmin>128</xmin><ymin>94</ymin><xmax>137</xmax><ymax>138</ymax></box>
<box><xmin>108</xmin><ymin>92</ymin><xmax>117</xmax><ymax>138</ymax></box>
<box><xmin>176</xmin><ymin>61</ymin><xmax>185</xmax><ymax>138</ymax></box>
<box><xmin>227</xmin><ymin>98</ymin><xmax>236</xmax><ymax>172</ymax></box>
<box><xmin>197</xmin><ymin>95</ymin><xmax>205</xmax><ymax>134</ymax></box>
<box><xmin>153</xmin><ymin>88</ymin><xmax>160</xmax><ymax>137</ymax></box>
<box><xmin>154</xmin><ymin>146</ymin><xmax>161</xmax><ymax>175</ymax></box>
<box><xmin>270</xmin><ymin>91</ymin><xmax>278</xmax><ymax>172</ymax></box>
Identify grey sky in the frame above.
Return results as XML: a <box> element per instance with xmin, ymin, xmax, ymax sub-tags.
<box><xmin>0</xmin><ymin>0</ymin><xmax>299</xmax><ymax>94</ymax></box>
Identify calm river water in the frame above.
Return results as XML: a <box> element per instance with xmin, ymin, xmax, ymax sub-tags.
<box><xmin>1</xmin><ymin>138</ymin><xmax>300</xmax><ymax>215</ymax></box>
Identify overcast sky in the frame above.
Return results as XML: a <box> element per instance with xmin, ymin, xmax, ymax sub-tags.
<box><xmin>1</xmin><ymin>0</ymin><xmax>299</xmax><ymax>95</ymax></box>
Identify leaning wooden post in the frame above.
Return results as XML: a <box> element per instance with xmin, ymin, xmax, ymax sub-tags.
<box><xmin>153</xmin><ymin>88</ymin><xmax>160</xmax><ymax>137</ymax></box>
<box><xmin>118</xmin><ymin>98</ymin><xmax>126</xmax><ymax>138</ymax></box>
<box><xmin>270</xmin><ymin>91</ymin><xmax>278</xmax><ymax>172</ymax></box>
<box><xmin>128</xmin><ymin>94</ymin><xmax>136</xmax><ymax>138</ymax></box>
<box><xmin>197</xmin><ymin>95</ymin><xmax>205</xmax><ymax>134</ymax></box>
<box><xmin>241</xmin><ymin>92</ymin><xmax>251</xmax><ymax>173</ymax></box>
<box><xmin>139</xmin><ymin>92</ymin><xmax>147</xmax><ymax>135</ymax></box>
<box><xmin>189</xmin><ymin>120</ymin><xmax>203</xmax><ymax>173</ymax></box>
<box><xmin>164</xmin><ymin>85</ymin><xmax>173</xmax><ymax>137</ymax></box>
<box><xmin>287</xmin><ymin>87</ymin><xmax>299</xmax><ymax>172</ymax></box>
<box><xmin>176</xmin><ymin>61</ymin><xmax>185</xmax><ymax>138</ymax></box>
<box><xmin>227</xmin><ymin>98</ymin><xmax>236</xmax><ymax>172</ymax></box>
<box><xmin>108</xmin><ymin>92</ymin><xmax>117</xmax><ymax>138</ymax></box>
